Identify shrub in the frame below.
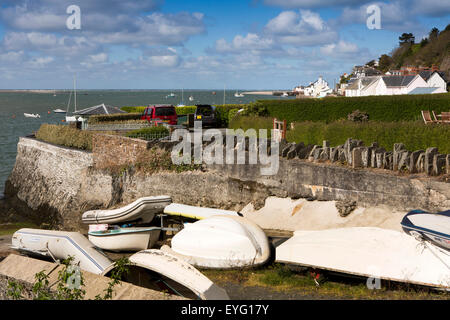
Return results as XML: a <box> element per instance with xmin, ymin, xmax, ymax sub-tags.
<box><xmin>121</xmin><ymin>106</ymin><xmax>146</xmax><ymax>113</ymax></box>
<box><xmin>88</xmin><ymin>113</ymin><xmax>142</xmax><ymax>124</ymax></box>
<box><xmin>125</xmin><ymin>125</ymin><xmax>170</xmax><ymax>140</ymax></box>
<box><xmin>258</xmin><ymin>93</ymin><xmax>450</xmax><ymax>123</ymax></box>
<box><xmin>347</xmin><ymin>110</ymin><xmax>369</xmax><ymax>122</ymax></box>
<box><xmin>36</xmin><ymin>124</ymin><xmax>94</xmax><ymax>150</ymax></box>
<box><xmin>175</xmin><ymin>106</ymin><xmax>196</xmax><ymax>115</ymax></box>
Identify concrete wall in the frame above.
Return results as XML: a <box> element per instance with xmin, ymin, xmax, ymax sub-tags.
<box><xmin>3</xmin><ymin>137</ymin><xmax>449</xmax><ymax>231</ymax></box>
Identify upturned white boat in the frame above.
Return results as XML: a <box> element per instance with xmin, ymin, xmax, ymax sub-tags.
<box><xmin>161</xmin><ymin>215</ymin><xmax>270</xmax><ymax>268</ymax></box>
<box><xmin>88</xmin><ymin>227</ymin><xmax>161</xmax><ymax>252</ymax></box>
<box><xmin>275</xmin><ymin>227</ymin><xmax>450</xmax><ymax>289</ymax></box>
<box><xmin>401</xmin><ymin>209</ymin><xmax>450</xmax><ymax>250</ymax></box>
<box><xmin>53</xmin><ymin>108</ymin><xmax>66</xmax><ymax>113</ymax></box>
<box><xmin>163</xmin><ymin>203</ymin><xmax>241</xmax><ymax>220</ymax></box>
<box><xmin>24</xmin><ymin>113</ymin><xmax>41</xmax><ymax>118</ymax></box>
<box><xmin>82</xmin><ymin>196</ymin><xmax>172</xmax><ymax>224</ymax></box>
<box><xmin>11</xmin><ymin>228</ymin><xmax>229</xmax><ymax>300</ymax></box>
<box><xmin>11</xmin><ymin>228</ymin><xmax>112</xmax><ymax>274</ymax></box>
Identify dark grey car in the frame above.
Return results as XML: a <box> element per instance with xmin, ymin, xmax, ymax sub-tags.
<box><xmin>194</xmin><ymin>104</ymin><xmax>218</xmax><ymax>127</ymax></box>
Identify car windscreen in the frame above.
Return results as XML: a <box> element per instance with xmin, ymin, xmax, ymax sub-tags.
<box><xmin>154</xmin><ymin>107</ymin><xmax>175</xmax><ymax>116</ymax></box>
<box><xmin>196</xmin><ymin>105</ymin><xmax>213</xmax><ymax>116</ymax></box>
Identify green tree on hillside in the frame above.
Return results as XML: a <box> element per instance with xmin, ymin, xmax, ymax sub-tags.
<box><xmin>429</xmin><ymin>27</ymin><xmax>439</xmax><ymax>39</ymax></box>
<box><xmin>399</xmin><ymin>33</ymin><xmax>415</xmax><ymax>45</ymax></box>
<box><xmin>378</xmin><ymin>54</ymin><xmax>393</xmax><ymax>72</ymax></box>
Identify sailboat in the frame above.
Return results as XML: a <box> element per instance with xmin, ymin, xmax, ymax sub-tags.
<box><xmin>188</xmin><ymin>95</ymin><xmax>194</xmax><ymax>102</ymax></box>
<box><xmin>177</xmin><ymin>88</ymin><xmax>186</xmax><ymax>107</ymax></box>
<box><xmin>234</xmin><ymin>91</ymin><xmax>244</xmax><ymax>98</ymax></box>
<box><xmin>65</xmin><ymin>76</ymin><xmax>78</xmax><ymax>122</ymax></box>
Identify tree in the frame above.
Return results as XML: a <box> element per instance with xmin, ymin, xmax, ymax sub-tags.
<box><xmin>366</xmin><ymin>60</ymin><xmax>376</xmax><ymax>67</ymax></box>
<box><xmin>429</xmin><ymin>27</ymin><xmax>439</xmax><ymax>39</ymax></box>
<box><xmin>399</xmin><ymin>33</ymin><xmax>415</xmax><ymax>45</ymax></box>
<box><xmin>420</xmin><ymin>37</ymin><xmax>429</xmax><ymax>47</ymax></box>
<box><xmin>378</xmin><ymin>54</ymin><xmax>393</xmax><ymax>72</ymax></box>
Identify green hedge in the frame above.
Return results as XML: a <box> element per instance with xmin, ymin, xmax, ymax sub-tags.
<box><xmin>258</xmin><ymin>93</ymin><xmax>450</xmax><ymax>123</ymax></box>
<box><xmin>230</xmin><ymin>116</ymin><xmax>450</xmax><ymax>153</ymax></box>
<box><xmin>88</xmin><ymin>113</ymin><xmax>142</xmax><ymax>124</ymax></box>
<box><xmin>36</xmin><ymin>124</ymin><xmax>94</xmax><ymax>150</ymax></box>
<box><xmin>125</xmin><ymin>126</ymin><xmax>170</xmax><ymax>139</ymax></box>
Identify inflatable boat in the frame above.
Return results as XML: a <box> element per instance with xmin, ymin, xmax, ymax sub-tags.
<box><xmin>401</xmin><ymin>209</ymin><xmax>450</xmax><ymax>250</ymax></box>
<box><xmin>82</xmin><ymin>196</ymin><xmax>172</xmax><ymax>225</ymax></box>
<box><xmin>163</xmin><ymin>203</ymin><xmax>241</xmax><ymax>220</ymax></box>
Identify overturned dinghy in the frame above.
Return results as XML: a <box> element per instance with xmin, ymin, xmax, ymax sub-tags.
<box><xmin>276</xmin><ymin>227</ymin><xmax>450</xmax><ymax>289</ymax></box>
<box><xmin>88</xmin><ymin>227</ymin><xmax>161</xmax><ymax>252</ymax></box>
<box><xmin>11</xmin><ymin>228</ymin><xmax>112</xmax><ymax>274</ymax></box>
<box><xmin>82</xmin><ymin>196</ymin><xmax>172</xmax><ymax>225</ymax></box>
<box><xmin>162</xmin><ymin>215</ymin><xmax>270</xmax><ymax>268</ymax></box>
<box><xmin>115</xmin><ymin>250</ymin><xmax>229</xmax><ymax>300</ymax></box>
<box><xmin>401</xmin><ymin>209</ymin><xmax>450</xmax><ymax>250</ymax></box>
<box><xmin>163</xmin><ymin>203</ymin><xmax>241</xmax><ymax>220</ymax></box>
<box><xmin>11</xmin><ymin>228</ymin><xmax>229</xmax><ymax>300</ymax></box>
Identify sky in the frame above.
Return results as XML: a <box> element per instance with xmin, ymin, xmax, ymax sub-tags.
<box><xmin>0</xmin><ymin>0</ymin><xmax>448</xmax><ymax>90</ymax></box>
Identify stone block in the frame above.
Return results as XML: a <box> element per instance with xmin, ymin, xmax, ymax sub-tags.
<box><xmin>298</xmin><ymin>144</ymin><xmax>315</xmax><ymax>159</ymax></box>
<box><xmin>409</xmin><ymin>150</ymin><xmax>424</xmax><ymax>174</ymax></box>
<box><xmin>352</xmin><ymin>147</ymin><xmax>363</xmax><ymax>168</ymax></box>
<box><xmin>433</xmin><ymin>154</ymin><xmax>446</xmax><ymax>176</ymax></box>
<box><xmin>425</xmin><ymin>147</ymin><xmax>439</xmax><ymax>175</ymax></box>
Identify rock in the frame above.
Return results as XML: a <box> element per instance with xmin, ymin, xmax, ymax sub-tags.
<box><xmin>361</xmin><ymin>147</ymin><xmax>370</xmax><ymax>167</ymax></box>
<box><xmin>312</xmin><ymin>147</ymin><xmax>323</xmax><ymax>161</ymax></box>
<box><xmin>297</xmin><ymin>144</ymin><xmax>315</xmax><ymax>159</ymax></box>
<box><xmin>397</xmin><ymin>151</ymin><xmax>411</xmax><ymax>172</ymax></box>
<box><xmin>416</xmin><ymin>153</ymin><xmax>425</xmax><ymax>173</ymax></box>
<box><xmin>409</xmin><ymin>150</ymin><xmax>424</xmax><ymax>174</ymax></box>
<box><xmin>383</xmin><ymin>152</ymin><xmax>393</xmax><ymax>170</ymax></box>
<box><xmin>393</xmin><ymin>143</ymin><xmax>406</xmax><ymax>170</ymax></box>
<box><xmin>425</xmin><ymin>147</ymin><xmax>439</xmax><ymax>175</ymax></box>
<box><xmin>335</xmin><ymin>200</ymin><xmax>357</xmax><ymax>217</ymax></box>
<box><xmin>352</xmin><ymin>147</ymin><xmax>363</xmax><ymax>168</ymax></box>
<box><xmin>371</xmin><ymin>148</ymin><xmax>385</xmax><ymax>168</ymax></box>
<box><xmin>447</xmin><ymin>155</ymin><xmax>450</xmax><ymax>175</ymax></box>
<box><xmin>344</xmin><ymin>138</ymin><xmax>364</xmax><ymax>166</ymax></box>
<box><xmin>308</xmin><ymin>145</ymin><xmax>320</xmax><ymax>161</ymax></box>
<box><xmin>375</xmin><ymin>153</ymin><xmax>384</xmax><ymax>168</ymax></box>
<box><xmin>433</xmin><ymin>154</ymin><xmax>447</xmax><ymax>176</ymax></box>
<box><xmin>323</xmin><ymin>140</ymin><xmax>330</xmax><ymax>148</ymax></box>
<box><xmin>286</xmin><ymin>144</ymin><xmax>298</xmax><ymax>159</ymax></box>
<box><xmin>281</xmin><ymin>143</ymin><xmax>295</xmax><ymax>158</ymax></box>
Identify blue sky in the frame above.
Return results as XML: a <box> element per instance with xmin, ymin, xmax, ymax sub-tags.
<box><xmin>0</xmin><ymin>0</ymin><xmax>448</xmax><ymax>89</ymax></box>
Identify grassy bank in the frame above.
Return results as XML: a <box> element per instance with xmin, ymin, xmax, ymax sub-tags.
<box><xmin>229</xmin><ymin>116</ymin><xmax>450</xmax><ymax>153</ymax></box>
<box><xmin>204</xmin><ymin>264</ymin><xmax>449</xmax><ymax>300</ymax></box>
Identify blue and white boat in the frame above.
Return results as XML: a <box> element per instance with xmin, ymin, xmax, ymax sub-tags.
<box><xmin>401</xmin><ymin>209</ymin><xmax>450</xmax><ymax>250</ymax></box>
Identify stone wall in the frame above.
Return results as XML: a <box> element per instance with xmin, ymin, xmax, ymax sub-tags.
<box><xmin>3</xmin><ymin>136</ymin><xmax>449</xmax><ymax>231</ymax></box>
<box><xmin>92</xmin><ymin>134</ymin><xmax>150</xmax><ymax>169</ymax></box>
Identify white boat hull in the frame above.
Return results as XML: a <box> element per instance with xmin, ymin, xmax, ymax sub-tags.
<box><xmin>11</xmin><ymin>228</ymin><xmax>112</xmax><ymax>274</ymax></box>
<box><xmin>82</xmin><ymin>196</ymin><xmax>172</xmax><ymax>224</ymax></box>
<box><xmin>162</xmin><ymin>215</ymin><xmax>270</xmax><ymax>268</ymax></box>
<box><xmin>88</xmin><ymin>227</ymin><xmax>161</xmax><ymax>252</ymax></box>
<box><xmin>11</xmin><ymin>228</ymin><xmax>229</xmax><ymax>299</ymax></box>
<box><xmin>275</xmin><ymin>227</ymin><xmax>450</xmax><ymax>289</ymax></box>
<box><xmin>24</xmin><ymin>113</ymin><xmax>40</xmax><ymax>118</ymax></box>
<box><xmin>163</xmin><ymin>203</ymin><xmax>240</xmax><ymax>220</ymax></box>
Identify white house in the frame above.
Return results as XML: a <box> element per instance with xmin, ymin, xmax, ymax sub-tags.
<box><xmin>303</xmin><ymin>76</ymin><xmax>333</xmax><ymax>98</ymax></box>
<box><xmin>424</xmin><ymin>72</ymin><xmax>447</xmax><ymax>93</ymax></box>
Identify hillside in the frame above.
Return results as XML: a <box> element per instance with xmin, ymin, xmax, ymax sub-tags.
<box><xmin>377</xmin><ymin>24</ymin><xmax>450</xmax><ymax>77</ymax></box>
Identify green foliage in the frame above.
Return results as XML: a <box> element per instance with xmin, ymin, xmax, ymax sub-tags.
<box><xmin>125</xmin><ymin>125</ymin><xmax>170</xmax><ymax>139</ymax></box>
<box><xmin>36</xmin><ymin>124</ymin><xmax>94</xmax><ymax>150</ymax></box>
<box><xmin>121</xmin><ymin>106</ymin><xmax>147</xmax><ymax>113</ymax></box>
<box><xmin>256</xmin><ymin>93</ymin><xmax>450</xmax><ymax>123</ymax></box>
<box><xmin>88</xmin><ymin>113</ymin><xmax>142</xmax><ymax>124</ymax></box>
<box><xmin>96</xmin><ymin>257</ymin><xmax>131</xmax><ymax>300</ymax></box>
<box><xmin>7</xmin><ymin>281</ymin><xmax>24</xmax><ymax>300</ymax></box>
<box><xmin>230</xmin><ymin>116</ymin><xmax>450</xmax><ymax>153</ymax></box>
<box><xmin>175</xmin><ymin>106</ymin><xmax>196</xmax><ymax>115</ymax></box>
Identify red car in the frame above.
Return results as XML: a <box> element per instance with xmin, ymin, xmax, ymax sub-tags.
<box><xmin>141</xmin><ymin>105</ymin><xmax>177</xmax><ymax>125</ymax></box>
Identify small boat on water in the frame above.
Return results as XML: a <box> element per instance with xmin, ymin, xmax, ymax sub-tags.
<box><xmin>53</xmin><ymin>108</ymin><xmax>66</xmax><ymax>114</ymax></box>
<box><xmin>275</xmin><ymin>227</ymin><xmax>450</xmax><ymax>289</ymax></box>
<box><xmin>188</xmin><ymin>96</ymin><xmax>194</xmax><ymax>102</ymax></box>
<box><xmin>161</xmin><ymin>215</ymin><xmax>270</xmax><ymax>269</ymax></box>
<box><xmin>401</xmin><ymin>209</ymin><xmax>450</xmax><ymax>250</ymax></box>
<box><xmin>234</xmin><ymin>92</ymin><xmax>244</xmax><ymax>98</ymax></box>
<box><xmin>24</xmin><ymin>113</ymin><xmax>41</xmax><ymax>118</ymax></box>
<box><xmin>11</xmin><ymin>228</ymin><xmax>229</xmax><ymax>299</ymax></box>
<box><xmin>82</xmin><ymin>196</ymin><xmax>172</xmax><ymax>225</ymax></box>
<box><xmin>88</xmin><ymin>226</ymin><xmax>162</xmax><ymax>252</ymax></box>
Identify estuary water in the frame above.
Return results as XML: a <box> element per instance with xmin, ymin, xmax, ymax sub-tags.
<box><xmin>0</xmin><ymin>89</ymin><xmax>293</xmax><ymax>194</ymax></box>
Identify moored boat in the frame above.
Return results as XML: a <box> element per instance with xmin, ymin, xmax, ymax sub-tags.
<box><xmin>163</xmin><ymin>203</ymin><xmax>241</xmax><ymax>220</ymax></box>
<box><xmin>24</xmin><ymin>113</ymin><xmax>41</xmax><ymax>118</ymax></box>
<box><xmin>88</xmin><ymin>226</ymin><xmax>161</xmax><ymax>252</ymax></box>
<box><xmin>401</xmin><ymin>209</ymin><xmax>450</xmax><ymax>250</ymax></box>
